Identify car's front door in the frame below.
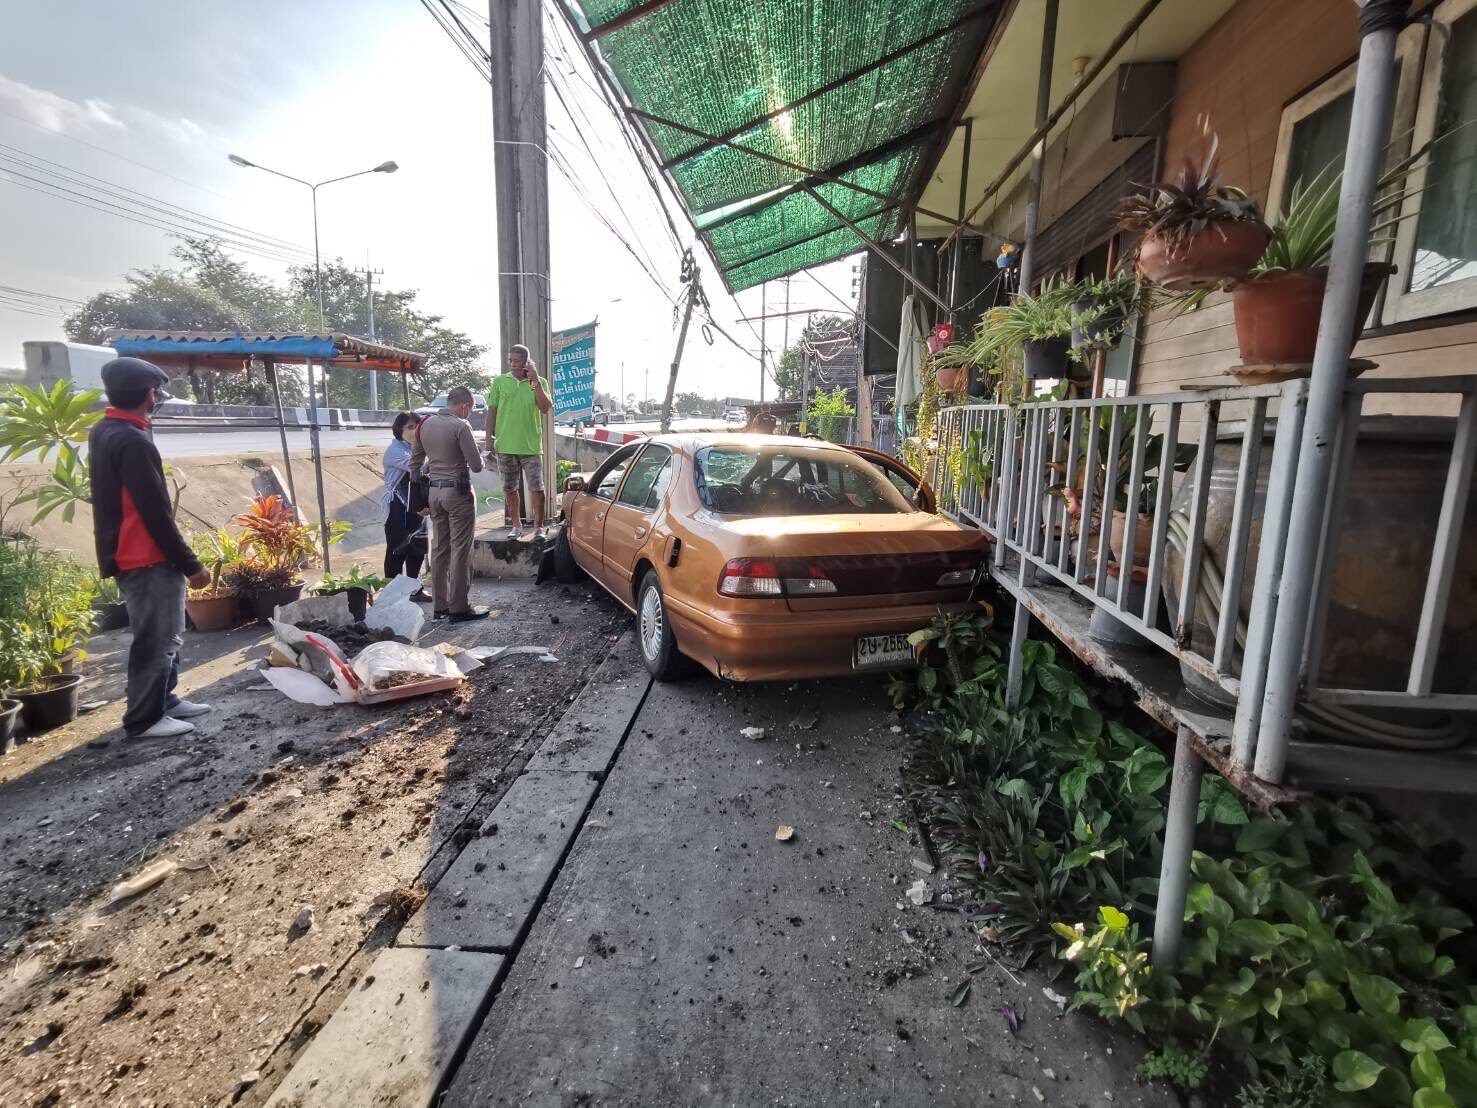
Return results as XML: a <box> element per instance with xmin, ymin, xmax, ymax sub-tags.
<box><xmin>601</xmin><ymin>445</ymin><xmax>675</xmax><ymax>604</ymax></box>
<box><xmin>567</xmin><ymin>442</ymin><xmax>642</xmax><ymax>582</ymax></box>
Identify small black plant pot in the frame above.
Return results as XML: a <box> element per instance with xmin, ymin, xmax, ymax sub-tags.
<box><xmin>1071</xmin><ymin>298</ymin><xmax>1127</xmax><ymax>352</ymax></box>
<box><xmin>1023</xmin><ymin>336</ymin><xmax>1071</xmax><ymax>380</ymax></box>
<box><xmin>0</xmin><ymin>698</ymin><xmax>21</xmax><ymax>751</ymax></box>
<box><xmin>11</xmin><ymin>674</ymin><xmax>82</xmax><ymax>732</ymax></box>
<box><xmin>93</xmin><ymin>600</ymin><xmax>129</xmax><ymax>632</ymax></box>
<box><xmin>318</xmin><ymin>586</ymin><xmax>371</xmax><ymax>621</ymax></box>
<box><xmin>253</xmin><ymin>583</ymin><xmax>305</xmax><ymax>624</ymax></box>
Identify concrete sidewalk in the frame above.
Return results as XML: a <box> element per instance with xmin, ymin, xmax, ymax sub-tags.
<box><xmin>441</xmin><ymin>676</ymin><xmax>1171</xmax><ymax>1107</ymax></box>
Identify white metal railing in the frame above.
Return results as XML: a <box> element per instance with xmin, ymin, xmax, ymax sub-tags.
<box><xmin>934</xmin><ymin>374</ymin><xmax>1477</xmax><ymax>782</ymax></box>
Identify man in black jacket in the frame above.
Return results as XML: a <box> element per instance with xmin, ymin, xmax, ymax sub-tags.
<box><xmin>90</xmin><ymin>358</ymin><xmax>212</xmax><ymax>739</ymax></box>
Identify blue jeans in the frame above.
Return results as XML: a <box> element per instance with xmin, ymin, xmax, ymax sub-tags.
<box><xmin>118</xmin><ymin>564</ymin><xmax>186</xmax><ymax>736</ymax></box>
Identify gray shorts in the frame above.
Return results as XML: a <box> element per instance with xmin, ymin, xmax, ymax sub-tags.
<box><xmin>497</xmin><ymin>453</ymin><xmax>543</xmax><ymax>492</ymax></box>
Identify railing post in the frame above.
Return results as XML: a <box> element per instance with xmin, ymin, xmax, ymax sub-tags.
<box><xmin>1153</xmin><ymin>728</ymin><xmax>1204</xmax><ymax>969</ymax></box>
<box><xmin>1257</xmin><ymin>0</ymin><xmax>1406</xmax><ymax>783</ymax></box>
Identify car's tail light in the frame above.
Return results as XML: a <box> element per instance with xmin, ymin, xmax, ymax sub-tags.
<box><xmin>718</xmin><ymin>558</ymin><xmax>784</xmax><ymax>597</ymax></box>
<box><xmin>781</xmin><ymin>563</ymin><xmax>838</xmax><ymax>595</ymax></box>
<box><xmin>935</xmin><ymin>557</ymin><xmax>981</xmax><ymax>588</ymax></box>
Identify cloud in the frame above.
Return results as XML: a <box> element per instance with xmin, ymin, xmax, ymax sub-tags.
<box><xmin>0</xmin><ymin>74</ymin><xmax>207</xmax><ymax>147</ymax></box>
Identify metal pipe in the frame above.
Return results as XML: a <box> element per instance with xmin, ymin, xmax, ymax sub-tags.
<box><xmin>1017</xmin><ymin>0</ymin><xmax>1059</xmax><ymax>294</ymax></box>
<box><xmin>1256</xmin><ymin>7</ymin><xmax>1406</xmax><ymax>783</ymax></box>
<box><xmin>951</xmin><ymin>118</ymin><xmax>974</xmax><ymax>315</ymax></box>
<box><xmin>265</xmin><ymin>358</ymin><xmax>299</xmax><ymax>512</ymax></box>
<box><xmin>1152</xmin><ymin>729</ymin><xmax>1204</xmax><ymax>968</ymax></box>
<box><xmin>806</xmin><ymin>187</ymin><xmax>952</xmax><ymax>314</ymax></box>
<box><xmin>1230</xmin><ymin>382</ymin><xmax>1308</xmax><ymax>768</ymax></box>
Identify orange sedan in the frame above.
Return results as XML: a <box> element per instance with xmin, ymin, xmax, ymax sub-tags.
<box><xmin>553</xmin><ymin>434</ymin><xmax>990</xmax><ymax>681</ymax></box>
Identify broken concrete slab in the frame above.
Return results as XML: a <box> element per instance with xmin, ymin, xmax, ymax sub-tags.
<box><xmin>265</xmin><ymin>947</ymin><xmax>502</xmax><ymax>1108</ymax></box>
<box><xmin>523</xmin><ymin>641</ymin><xmax>648</xmax><ymax>774</ymax></box>
<box><xmin>398</xmin><ymin>769</ymin><xmax>598</xmax><ymax>951</ymax></box>
<box><xmin>471</xmin><ymin>533</ymin><xmax>548</xmax><ymax>579</ymax></box>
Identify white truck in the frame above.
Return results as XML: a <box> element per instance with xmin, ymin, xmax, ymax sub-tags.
<box><xmin>21</xmin><ymin>341</ymin><xmax>117</xmax><ymax>392</ymax></box>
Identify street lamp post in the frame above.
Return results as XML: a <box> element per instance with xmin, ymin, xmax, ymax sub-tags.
<box><xmin>227</xmin><ymin>153</ymin><xmax>397</xmax><ymax>570</ymax></box>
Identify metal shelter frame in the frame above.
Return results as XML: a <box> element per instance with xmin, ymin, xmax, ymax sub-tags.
<box><xmin>105</xmin><ymin>330</ymin><xmax>426</xmax><ymax>572</ymax></box>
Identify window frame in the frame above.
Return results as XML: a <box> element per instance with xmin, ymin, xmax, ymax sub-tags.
<box><xmin>587</xmin><ymin>442</ymin><xmax>643</xmax><ymax>502</ymax></box>
<box><xmin>1385</xmin><ymin>0</ymin><xmax>1477</xmax><ymax>322</ymax></box>
<box><xmin>613</xmin><ymin>444</ymin><xmax>672</xmax><ymax>511</ymax></box>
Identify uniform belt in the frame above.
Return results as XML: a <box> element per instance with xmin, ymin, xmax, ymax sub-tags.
<box><xmin>428</xmin><ymin>479</ymin><xmax>465</xmax><ymax>488</ymax></box>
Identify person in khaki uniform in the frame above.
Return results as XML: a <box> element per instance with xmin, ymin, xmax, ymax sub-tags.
<box><xmin>410</xmin><ymin>386</ymin><xmax>489</xmax><ymax>621</ymax></box>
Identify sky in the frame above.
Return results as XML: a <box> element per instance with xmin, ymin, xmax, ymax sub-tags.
<box><xmin>0</xmin><ymin>0</ymin><xmax>861</xmax><ymax>404</ymax></box>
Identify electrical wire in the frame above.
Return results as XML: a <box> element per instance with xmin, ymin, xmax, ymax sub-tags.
<box><xmin>0</xmin><ymin>142</ymin><xmax>315</xmax><ymax>259</ymax></box>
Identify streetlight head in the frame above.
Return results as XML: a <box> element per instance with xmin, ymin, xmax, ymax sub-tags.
<box><xmin>228</xmin><ymin>154</ymin><xmax>254</xmax><ymax>168</ymax></box>
<box><xmin>374</xmin><ymin>160</ymin><xmax>399</xmax><ymax>174</ymax></box>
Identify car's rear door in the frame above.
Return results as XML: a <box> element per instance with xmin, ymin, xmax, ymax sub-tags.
<box><xmin>601</xmin><ymin>444</ymin><xmax>675</xmax><ymax>602</ymax></box>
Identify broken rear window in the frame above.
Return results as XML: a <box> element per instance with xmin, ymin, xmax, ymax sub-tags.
<box><xmin>696</xmin><ymin>446</ymin><xmax>914</xmax><ymax>516</ymax></box>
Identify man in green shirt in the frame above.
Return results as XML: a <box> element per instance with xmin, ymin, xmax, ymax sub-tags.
<box><xmin>486</xmin><ymin>343</ymin><xmax>552</xmax><ymax>540</ymax></box>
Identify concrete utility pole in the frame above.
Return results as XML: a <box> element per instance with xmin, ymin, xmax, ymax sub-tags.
<box><xmin>358</xmin><ymin>266</ymin><xmax>384</xmax><ymax>410</ymax></box>
<box><xmin>490</xmin><ymin>0</ymin><xmax>554</xmax><ymax>499</ymax></box>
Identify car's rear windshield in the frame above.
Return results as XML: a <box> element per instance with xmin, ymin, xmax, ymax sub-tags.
<box><xmin>696</xmin><ymin>445</ymin><xmax>914</xmax><ymax>516</ymax></box>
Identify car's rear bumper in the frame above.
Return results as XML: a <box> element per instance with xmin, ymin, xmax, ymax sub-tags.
<box><xmin>665</xmin><ymin>595</ymin><xmax>973</xmax><ymax>682</ymax></box>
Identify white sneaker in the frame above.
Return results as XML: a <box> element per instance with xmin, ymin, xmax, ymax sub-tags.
<box><xmin>532</xmin><ymin>527</ymin><xmax>547</xmax><ymax>541</ymax></box>
<box><xmin>508</xmin><ymin>527</ymin><xmax>525</xmax><ymax>540</ymax></box>
<box><xmin>137</xmin><ymin>717</ymin><xmax>196</xmax><ymax>739</ymax></box>
<box><xmin>169</xmin><ymin>699</ymin><xmax>212</xmax><ymax>719</ymax></box>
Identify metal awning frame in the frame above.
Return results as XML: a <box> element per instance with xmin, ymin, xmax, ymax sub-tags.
<box><xmin>553</xmin><ymin>0</ymin><xmax>1010</xmax><ymax>296</ymax></box>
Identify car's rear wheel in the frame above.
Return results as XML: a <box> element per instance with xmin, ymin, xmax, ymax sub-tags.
<box><xmin>553</xmin><ymin>525</ymin><xmax>584</xmax><ymax>584</ymax></box>
<box><xmin>636</xmin><ymin>570</ymin><xmax>691</xmax><ymax>681</ymax></box>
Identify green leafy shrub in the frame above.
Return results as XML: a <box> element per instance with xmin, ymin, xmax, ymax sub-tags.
<box><xmin>806</xmin><ymin>386</ymin><xmax>855</xmax><ymax>444</ymax></box>
<box><xmin>898</xmin><ymin>606</ymin><xmax>1477</xmax><ymax>1106</ymax></box>
<box><xmin>1138</xmin><ymin>1042</ymin><xmax>1209</xmax><ymax>1090</ymax></box>
<box><xmin>0</xmin><ymin>539</ymin><xmax>97</xmax><ymax>689</ymax></box>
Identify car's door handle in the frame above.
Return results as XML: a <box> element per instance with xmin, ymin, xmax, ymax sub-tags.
<box><xmin>596</xmin><ymin>511</ymin><xmax>605</xmax><ymax>522</ymax></box>
<box><xmin>633</xmin><ymin>525</ymin><xmax>648</xmax><ymax>538</ymax></box>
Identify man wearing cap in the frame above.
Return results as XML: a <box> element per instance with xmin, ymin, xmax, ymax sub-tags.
<box><xmin>411</xmin><ymin>384</ymin><xmax>489</xmax><ymax>621</ymax></box>
<box><xmin>89</xmin><ymin>358</ymin><xmax>213</xmax><ymax>739</ymax></box>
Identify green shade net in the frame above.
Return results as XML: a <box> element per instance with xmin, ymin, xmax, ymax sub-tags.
<box><xmin>570</xmin><ymin>0</ymin><xmax>997</xmax><ymax>290</ymax></box>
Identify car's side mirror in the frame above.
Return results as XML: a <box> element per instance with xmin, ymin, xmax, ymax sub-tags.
<box><xmin>565</xmin><ymin>475</ymin><xmax>586</xmax><ymax>492</ymax></box>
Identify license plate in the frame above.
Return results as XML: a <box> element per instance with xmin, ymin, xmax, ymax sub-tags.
<box><xmin>853</xmin><ymin>632</ymin><xmax>916</xmax><ymax>670</ymax></box>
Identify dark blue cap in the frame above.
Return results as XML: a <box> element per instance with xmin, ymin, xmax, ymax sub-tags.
<box><xmin>101</xmin><ymin>356</ymin><xmax>171</xmax><ymax>396</ymax></box>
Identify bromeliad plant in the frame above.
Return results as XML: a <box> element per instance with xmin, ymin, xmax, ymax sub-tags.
<box><xmin>229</xmin><ymin>494</ymin><xmax>321</xmax><ymax>591</ymax></box>
<box><xmin>1118</xmin><ymin>135</ymin><xmax>1269</xmax><ymax>290</ymax></box>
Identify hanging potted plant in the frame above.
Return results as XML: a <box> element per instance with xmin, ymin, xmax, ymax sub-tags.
<box><xmin>1118</xmin><ymin>136</ymin><xmax>1269</xmax><ymax>290</ymax></box>
<box><xmin>1231</xmin><ymin>156</ymin><xmax>1409</xmax><ymax>371</ymax></box>
<box><xmin>1070</xmin><ymin>271</ymin><xmax>1143</xmax><ymax>354</ymax></box>
<box><xmin>964</xmin><ymin>284</ymin><xmax>1076</xmax><ymax>382</ymax></box>
<box><xmin>314</xmin><ymin>565</ymin><xmax>390</xmax><ymax>621</ymax></box>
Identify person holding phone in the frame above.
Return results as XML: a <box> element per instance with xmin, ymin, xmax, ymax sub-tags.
<box><xmin>486</xmin><ymin>343</ymin><xmax>551</xmax><ymax>540</ymax></box>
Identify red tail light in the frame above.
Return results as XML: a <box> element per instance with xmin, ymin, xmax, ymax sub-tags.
<box><xmin>718</xmin><ymin>558</ymin><xmax>837</xmax><ymax>597</ymax></box>
<box><xmin>718</xmin><ymin>558</ymin><xmax>783</xmax><ymax>597</ymax></box>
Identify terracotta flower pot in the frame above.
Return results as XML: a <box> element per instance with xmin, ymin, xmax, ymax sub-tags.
<box><xmin>1232</xmin><ymin>262</ymin><xmax>1395</xmax><ymax>366</ymax></box>
<box><xmin>1109</xmin><ymin>510</ymin><xmax>1154</xmax><ymax>572</ymax></box>
<box><xmin>935</xmin><ymin>364</ymin><xmax>967</xmax><ymax>393</ymax></box>
<box><xmin>1136</xmin><ymin>222</ymin><xmax>1270</xmax><ymax>290</ymax></box>
<box><xmin>186</xmin><ymin>592</ymin><xmax>240</xmax><ymax>633</ymax></box>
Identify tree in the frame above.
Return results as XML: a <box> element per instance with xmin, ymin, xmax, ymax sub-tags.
<box><xmin>66</xmin><ymin>239</ymin><xmax>310</xmax><ymax>405</ymax></box>
<box><xmin>64</xmin><ymin>238</ymin><xmax>490</xmax><ymax>409</ymax></box>
<box><xmin>673</xmin><ymin>390</ymin><xmax>722</xmax><ymax>417</ymax></box>
<box><xmin>771</xmin><ymin>314</ymin><xmax>853</xmax><ymax>402</ymax></box>
<box><xmin>285</xmin><ymin>262</ymin><xmax>490</xmax><ymax>408</ymax></box>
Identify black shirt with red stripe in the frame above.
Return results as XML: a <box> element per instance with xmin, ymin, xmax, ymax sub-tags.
<box><xmin>88</xmin><ymin>408</ymin><xmax>203</xmax><ymax>579</ymax></box>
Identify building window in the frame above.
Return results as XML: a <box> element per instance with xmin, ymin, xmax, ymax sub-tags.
<box><xmin>1385</xmin><ymin>0</ymin><xmax>1477</xmax><ymax>322</ymax></box>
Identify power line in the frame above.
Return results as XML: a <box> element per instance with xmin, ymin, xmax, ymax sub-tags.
<box><xmin>0</xmin><ymin>148</ymin><xmax>317</xmax><ymax>263</ymax></box>
<box><xmin>0</xmin><ymin>172</ymin><xmax>314</xmax><ymax>267</ymax></box>
<box><xmin>0</xmin><ymin>285</ymin><xmax>84</xmax><ymax>306</ymax></box>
